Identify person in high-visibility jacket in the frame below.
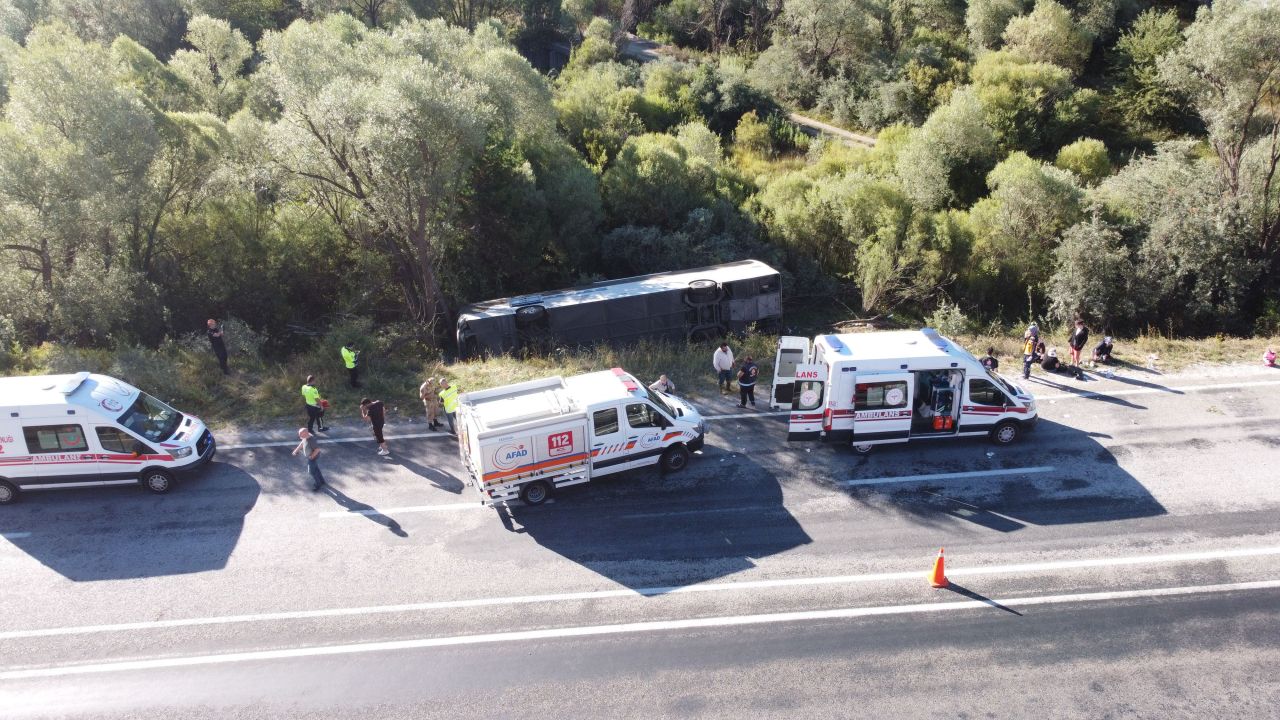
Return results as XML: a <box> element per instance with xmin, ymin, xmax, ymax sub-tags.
<box><xmin>439</xmin><ymin>379</ymin><xmax>460</xmax><ymax>436</ymax></box>
<box><xmin>341</xmin><ymin>343</ymin><xmax>360</xmax><ymax>388</ymax></box>
<box><xmin>301</xmin><ymin>375</ymin><xmax>328</xmax><ymax>433</ymax></box>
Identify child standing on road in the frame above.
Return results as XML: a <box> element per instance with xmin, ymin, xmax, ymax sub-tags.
<box><xmin>291</xmin><ymin>428</ymin><xmax>326</xmax><ymax>491</ymax></box>
<box><xmin>360</xmin><ymin>398</ymin><xmax>390</xmax><ymax>456</ymax></box>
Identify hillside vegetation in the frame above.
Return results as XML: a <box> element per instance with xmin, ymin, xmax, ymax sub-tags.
<box><xmin>0</xmin><ymin>0</ymin><xmax>1277</xmax><ymax>385</ymax></box>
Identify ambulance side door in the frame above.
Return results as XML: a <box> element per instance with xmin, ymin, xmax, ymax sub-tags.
<box><xmin>21</xmin><ymin>423</ymin><xmax>97</xmax><ymax>483</ymax></box>
<box><xmin>588</xmin><ymin>404</ymin><xmax>629</xmax><ymax>477</ymax></box>
<box><xmin>93</xmin><ymin>426</ymin><xmax>159</xmax><ymax>481</ymax></box>
<box><xmin>852</xmin><ymin>374</ymin><xmax>913</xmax><ymax>444</ymax></box>
<box><xmin>620</xmin><ymin>401</ymin><xmax>670</xmax><ymax>470</ymax></box>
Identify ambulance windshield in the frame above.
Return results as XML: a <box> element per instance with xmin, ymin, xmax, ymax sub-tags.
<box><xmin>638</xmin><ymin>387</ymin><xmax>678</xmax><ymax>418</ymax></box>
<box><xmin>118</xmin><ymin>392</ymin><xmax>183</xmax><ymax>443</ymax></box>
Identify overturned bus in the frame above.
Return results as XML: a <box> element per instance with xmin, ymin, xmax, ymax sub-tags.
<box><xmin>456</xmin><ymin>260</ymin><xmax>782</xmax><ymax>358</ymax></box>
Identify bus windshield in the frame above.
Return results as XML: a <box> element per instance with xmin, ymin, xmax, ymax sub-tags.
<box><xmin>117</xmin><ymin>392</ymin><xmax>183</xmax><ymax>443</ymax></box>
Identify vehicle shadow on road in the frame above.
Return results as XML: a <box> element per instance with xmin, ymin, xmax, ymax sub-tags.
<box><xmin>320</xmin><ymin>484</ymin><xmax>408</xmax><ymax>537</ymax></box>
<box><xmin>1</xmin><ymin>461</ymin><xmax>260</xmax><ymax>581</ymax></box>
<box><xmin>503</xmin><ymin>450</ymin><xmax>811</xmax><ymax>593</ymax></box>
<box><xmin>840</xmin><ymin>419</ymin><xmax>1166</xmax><ymax>532</ymax></box>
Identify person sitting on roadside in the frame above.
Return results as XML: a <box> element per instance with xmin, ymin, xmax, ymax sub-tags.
<box><xmin>1041</xmin><ymin>347</ymin><xmax>1061</xmax><ymax>373</ymax></box>
<box><xmin>1266</xmin><ymin>347</ymin><xmax>1277</xmax><ymax>367</ymax></box>
<box><xmin>1093</xmin><ymin>337</ymin><xmax>1115</xmax><ymax>365</ymax></box>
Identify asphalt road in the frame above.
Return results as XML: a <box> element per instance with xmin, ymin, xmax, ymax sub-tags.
<box><xmin>2</xmin><ymin>363</ymin><xmax>1280</xmax><ymax>718</ymax></box>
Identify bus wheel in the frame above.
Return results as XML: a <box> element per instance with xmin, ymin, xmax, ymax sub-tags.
<box><xmin>660</xmin><ymin>445</ymin><xmax>691</xmax><ymax>473</ymax></box>
<box><xmin>0</xmin><ymin>480</ymin><xmax>18</xmax><ymax>505</ymax></box>
<box><xmin>852</xmin><ymin>444</ymin><xmax>874</xmax><ymax>455</ymax></box>
<box><xmin>991</xmin><ymin>421</ymin><xmax>1019</xmax><ymax>445</ymax></box>
<box><xmin>519</xmin><ymin>480</ymin><xmax>551</xmax><ymax>505</ymax></box>
<box><xmin>142</xmin><ymin>469</ymin><xmax>174</xmax><ymax>494</ymax></box>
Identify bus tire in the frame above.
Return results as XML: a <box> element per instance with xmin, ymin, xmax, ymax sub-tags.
<box><xmin>0</xmin><ymin>479</ymin><xmax>18</xmax><ymax>505</ymax></box>
<box><xmin>852</xmin><ymin>443</ymin><xmax>874</xmax><ymax>455</ymax></box>
<box><xmin>515</xmin><ymin>304</ymin><xmax>547</xmax><ymax>324</ymax></box>
<box><xmin>991</xmin><ymin>421</ymin><xmax>1019</xmax><ymax>445</ymax></box>
<box><xmin>686</xmin><ymin>279</ymin><xmax>720</xmax><ymax>304</ymax></box>
<box><xmin>660</xmin><ymin>444</ymin><xmax>690</xmax><ymax>473</ymax></box>
<box><xmin>519</xmin><ymin>480</ymin><xmax>551</xmax><ymax>505</ymax></box>
<box><xmin>141</xmin><ymin>468</ymin><xmax>174</xmax><ymax>494</ymax></box>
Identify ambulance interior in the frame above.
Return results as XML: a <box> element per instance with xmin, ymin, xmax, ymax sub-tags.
<box><xmin>911</xmin><ymin>369</ymin><xmax>962</xmax><ymax>434</ymax></box>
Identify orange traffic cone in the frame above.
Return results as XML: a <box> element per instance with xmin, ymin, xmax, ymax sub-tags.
<box><xmin>929</xmin><ymin>547</ymin><xmax>949</xmax><ymax>588</ymax></box>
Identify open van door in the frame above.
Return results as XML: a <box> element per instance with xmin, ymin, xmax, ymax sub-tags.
<box><xmin>786</xmin><ymin>363</ymin><xmax>827</xmax><ymax>441</ymax></box>
<box><xmin>771</xmin><ymin>336</ymin><xmax>811</xmax><ymax>410</ymax></box>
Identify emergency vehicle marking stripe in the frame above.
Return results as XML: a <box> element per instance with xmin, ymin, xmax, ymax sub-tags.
<box><xmin>852</xmin><ymin>416</ymin><xmax>912</xmax><ymax>422</ymax></box>
<box><xmin>481</xmin><ymin>453</ymin><xmax>591</xmax><ymax>482</ymax></box>
<box><xmin>662</xmin><ymin>432</ymin><xmax>682</xmax><ymax>441</ymax></box>
<box><xmin>789</xmin><ymin>413</ymin><xmax>823</xmax><ymax>421</ymax></box>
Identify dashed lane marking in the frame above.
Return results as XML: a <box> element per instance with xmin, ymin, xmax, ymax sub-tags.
<box><xmin>4</xmin><ymin>579</ymin><xmax>1278</xmax><ymax>679</ymax></box>
<box><xmin>2</xmin><ymin>545</ymin><xmax>1277</xmax><ymax>642</ymax></box>
<box><xmin>838</xmin><ymin>466</ymin><xmax>1056</xmax><ymax>487</ymax></box>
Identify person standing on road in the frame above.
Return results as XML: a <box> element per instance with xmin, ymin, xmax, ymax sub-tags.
<box><xmin>420</xmin><ymin>376</ymin><xmax>441</xmax><ymax>430</ymax></box>
<box><xmin>301</xmin><ymin>375</ymin><xmax>328</xmax><ymax>433</ymax></box>
<box><xmin>981</xmin><ymin>347</ymin><xmax>999</xmax><ymax>372</ymax></box>
<box><xmin>1021</xmin><ymin>331</ymin><xmax>1037</xmax><ymax>380</ymax></box>
<box><xmin>713</xmin><ymin>342</ymin><xmax>734</xmax><ymax>394</ymax></box>
<box><xmin>737</xmin><ymin>356</ymin><xmax>759</xmax><ymax>408</ymax></box>
<box><xmin>1264</xmin><ymin>347</ymin><xmax>1276</xmax><ymax>367</ymax></box>
<box><xmin>439</xmin><ymin>379</ymin><xmax>460</xmax><ymax>435</ymax></box>
<box><xmin>206</xmin><ymin>319</ymin><xmax>229</xmax><ymax>375</ymax></box>
<box><xmin>360</xmin><ymin>397</ymin><xmax>390</xmax><ymax>456</ymax></box>
<box><xmin>341</xmin><ymin>343</ymin><xmax>361</xmax><ymax>388</ymax></box>
<box><xmin>291</xmin><ymin>428</ymin><xmax>326</xmax><ymax>491</ymax></box>
<box><xmin>1068</xmin><ymin>319</ymin><xmax>1089</xmax><ymax>367</ymax></box>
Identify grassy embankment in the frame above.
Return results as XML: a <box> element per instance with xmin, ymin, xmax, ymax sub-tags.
<box><xmin>3</xmin><ymin>323</ymin><xmax>1275</xmax><ymax>432</ymax></box>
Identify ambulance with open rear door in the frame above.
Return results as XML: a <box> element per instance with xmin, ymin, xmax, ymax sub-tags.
<box><xmin>769</xmin><ymin>329</ymin><xmax>1037</xmax><ymax>453</ymax></box>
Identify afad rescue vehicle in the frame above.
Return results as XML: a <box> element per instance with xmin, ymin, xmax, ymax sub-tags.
<box><xmin>769</xmin><ymin>329</ymin><xmax>1037</xmax><ymax>453</ymax></box>
<box><xmin>0</xmin><ymin>372</ymin><xmax>216</xmax><ymax>504</ymax></box>
<box><xmin>457</xmin><ymin>368</ymin><xmax>705</xmax><ymax>505</ymax></box>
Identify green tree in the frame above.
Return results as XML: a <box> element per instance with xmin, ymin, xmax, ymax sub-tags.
<box><xmin>600</xmin><ymin>130</ymin><xmax>716</xmax><ymax>228</ymax></box>
<box><xmin>168</xmin><ymin>14</ymin><xmax>252</xmax><ymax>117</ymax></box>
<box><xmin>1055</xmin><ymin>137</ymin><xmax>1110</xmax><ymax>185</ymax></box>
<box><xmin>1107</xmin><ymin>8</ymin><xmax>1185</xmax><ymax>135</ymax></box>
<box><xmin>965</xmin><ymin>0</ymin><xmax>1024</xmax><ymax>50</ymax></box>
<box><xmin>554</xmin><ymin>61</ymin><xmax>645</xmax><ymax>169</ymax></box>
<box><xmin>895</xmin><ymin>86</ymin><xmax>997</xmax><ymax>210</ymax></box>
<box><xmin>1047</xmin><ymin>209</ymin><xmax>1135</xmax><ymax>326</ymax></box>
<box><xmin>1002</xmin><ymin>0</ymin><xmax>1091</xmax><ymax>76</ymax></box>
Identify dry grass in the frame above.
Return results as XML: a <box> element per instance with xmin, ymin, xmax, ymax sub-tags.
<box><xmin>951</xmin><ymin>330</ymin><xmax>1280</xmax><ymax>372</ymax></box>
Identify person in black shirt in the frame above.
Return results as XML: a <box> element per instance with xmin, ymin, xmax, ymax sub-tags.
<box><xmin>206</xmin><ymin>319</ymin><xmax>229</xmax><ymax>374</ymax></box>
<box><xmin>981</xmin><ymin>347</ymin><xmax>999</xmax><ymax>371</ymax></box>
<box><xmin>360</xmin><ymin>398</ymin><xmax>389</xmax><ymax>456</ymax></box>
<box><xmin>1092</xmin><ymin>336</ymin><xmax>1114</xmax><ymax>364</ymax></box>
<box><xmin>1068</xmin><ymin>319</ymin><xmax>1090</xmax><ymax>366</ymax></box>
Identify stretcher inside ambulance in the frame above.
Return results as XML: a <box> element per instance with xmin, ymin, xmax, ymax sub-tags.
<box><xmin>770</xmin><ymin>329</ymin><xmax>1037</xmax><ymax>453</ymax></box>
<box><xmin>457</xmin><ymin>368</ymin><xmax>705</xmax><ymax>505</ymax></box>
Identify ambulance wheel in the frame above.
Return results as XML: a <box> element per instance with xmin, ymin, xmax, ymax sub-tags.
<box><xmin>142</xmin><ymin>469</ymin><xmax>174</xmax><ymax>494</ymax></box>
<box><xmin>519</xmin><ymin>480</ymin><xmax>551</xmax><ymax>505</ymax></box>
<box><xmin>852</xmin><ymin>444</ymin><xmax>874</xmax><ymax>455</ymax></box>
<box><xmin>991</xmin><ymin>421</ymin><xmax>1019</xmax><ymax>445</ymax></box>
<box><xmin>0</xmin><ymin>480</ymin><xmax>17</xmax><ymax>505</ymax></box>
<box><xmin>660</xmin><ymin>445</ymin><xmax>690</xmax><ymax>473</ymax></box>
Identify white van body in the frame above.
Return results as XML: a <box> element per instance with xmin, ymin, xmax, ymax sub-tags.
<box><xmin>0</xmin><ymin>373</ymin><xmax>216</xmax><ymax>504</ymax></box>
<box><xmin>457</xmin><ymin>368</ymin><xmax>705</xmax><ymax>505</ymax></box>
<box><xmin>770</xmin><ymin>329</ymin><xmax>1037</xmax><ymax>452</ymax></box>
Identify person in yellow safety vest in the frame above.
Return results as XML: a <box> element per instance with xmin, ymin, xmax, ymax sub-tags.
<box><xmin>439</xmin><ymin>379</ymin><xmax>460</xmax><ymax>436</ymax></box>
<box><xmin>341</xmin><ymin>343</ymin><xmax>361</xmax><ymax>388</ymax></box>
<box><xmin>301</xmin><ymin>375</ymin><xmax>328</xmax><ymax>433</ymax></box>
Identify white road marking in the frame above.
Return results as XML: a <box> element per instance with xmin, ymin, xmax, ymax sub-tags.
<box><xmin>4</xmin><ymin>579</ymin><xmax>1278</xmax><ymax>680</ymax></box>
<box><xmin>3</xmin><ymin>545</ymin><xmax>1277</xmax><ymax>642</ymax></box>
<box><xmin>222</xmin><ymin>431</ymin><xmax>448</xmax><ymax>450</ymax></box>
<box><xmin>1</xmin><ymin>532</ymin><xmax>32</xmax><ymax>540</ymax></box>
<box><xmin>838</xmin><ymin>466</ymin><xmax>1056</xmax><ymax>487</ymax></box>
<box><xmin>702</xmin><ymin>411</ymin><xmax>788</xmax><ymax>420</ymax></box>
<box><xmin>1032</xmin><ymin>379</ymin><xmax>1280</xmax><ymax>402</ymax></box>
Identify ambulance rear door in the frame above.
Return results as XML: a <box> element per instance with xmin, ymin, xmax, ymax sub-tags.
<box><xmin>771</xmin><ymin>336</ymin><xmax>811</xmax><ymax>410</ymax></box>
<box><xmin>786</xmin><ymin>363</ymin><xmax>827</xmax><ymax>441</ymax></box>
<box><xmin>851</xmin><ymin>373</ymin><xmax>913</xmax><ymax>445</ymax></box>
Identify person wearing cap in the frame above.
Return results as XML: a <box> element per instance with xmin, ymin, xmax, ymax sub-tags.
<box><xmin>1041</xmin><ymin>347</ymin><xmax>1061</xmax><ymax>373</ymax></box>
<box><xmin>1092</xmin><ymin>336</ymin><xmax>1114</xmax><ymax>365</ymax></box>
<box><xmin>712</xmin><ymin>341</ymin><xmax>734</xmax><ymax>394</ymax></box>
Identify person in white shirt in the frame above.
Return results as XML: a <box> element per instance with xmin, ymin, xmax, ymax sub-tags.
<box><xmin>649</xmin><ymin>374</ymin><xmax>676</xmax><ymax>394</ymax></box>
<box><xmin>712</xmin><ymin>342</ymin><xmax>734</xmax><ymax>394</ymax></box>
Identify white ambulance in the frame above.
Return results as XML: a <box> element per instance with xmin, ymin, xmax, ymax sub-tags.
<box><xmin>457</xmin><ymin>368</ymin><xmax>705</xmax><ymax>505</ymax></box>
<box><xmin>770</xmin><ymin>329</ymin><xmax>1037</xmax><ymax>453</ymax></box>
<box><xmin>0</xmin><ymin>372</ymin><xmax>216</xmax><ymax>504</ymax></box>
